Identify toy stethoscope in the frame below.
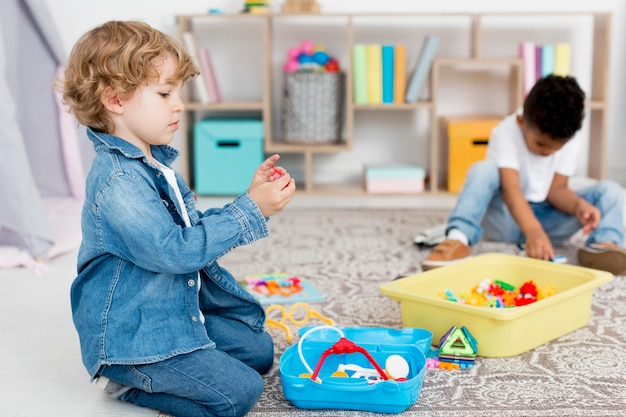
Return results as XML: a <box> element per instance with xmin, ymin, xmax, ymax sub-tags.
<box><xmin>297</xmin><ymin>325</ymin><xmax>409</xmax><ymax>384</ymax></box>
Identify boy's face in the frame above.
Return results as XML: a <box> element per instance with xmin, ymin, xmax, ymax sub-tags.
<box><xmin>111</xmin><ymin>53</ymin><xmax>185</xmax><ymax>153</ymax></box>
<box><xmin>516</xmin><ymin>114</ymin><xmax>567</xmax><ymax>156</ymax></box>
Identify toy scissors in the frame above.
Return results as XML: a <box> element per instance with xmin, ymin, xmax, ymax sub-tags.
<box><xmin>266</xmin><ymin>302</ymin><xmax>335</xmax><ymax>343</ymax></box>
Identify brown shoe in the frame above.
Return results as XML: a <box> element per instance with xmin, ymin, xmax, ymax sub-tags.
<box><xmin>421</xmin><ymin>239</ymin><xmax>471</xmax><ymax>271</ymax></box>
<box><xmin>577</xmin><ymin>245</ymin><xmax>626</xmax><ymax>275</ymax></box>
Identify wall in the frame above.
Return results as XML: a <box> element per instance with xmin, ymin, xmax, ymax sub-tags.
<box><xmin>45</xmin><ymin>0</ymin><xmax>626</xmax><ymax>186</ymax></box>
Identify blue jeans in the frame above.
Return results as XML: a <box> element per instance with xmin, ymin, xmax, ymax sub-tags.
<box><xmin>99</xmin><ymin>315</ymin><xmax>274</xmax><ymax>417</ymax></box>
<box><xmin>448</xmin><ymin>160</ymin><xmax>624</xmax><ymax>247</ymax></box>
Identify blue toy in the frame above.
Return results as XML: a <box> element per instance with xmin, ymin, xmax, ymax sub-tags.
<box><xmin>279</xmin><ymin>326</ymin><xmax>428</xmax><ymax>413</ymax></box>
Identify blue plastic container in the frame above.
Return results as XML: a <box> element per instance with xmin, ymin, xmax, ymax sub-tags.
<box><xmin>298</xmin><ymin>326</ymin><xmax>432</xmax><ymax>356</ymax></box>
<box><xmin>193</xmin><ymin>119</ymin><xmax>264</xmax><ymax>195</ymax></box>
<box><xmin>280</xmin><ymin>327</ymin><xmax>428</xmax><ymax>413</ymax></box>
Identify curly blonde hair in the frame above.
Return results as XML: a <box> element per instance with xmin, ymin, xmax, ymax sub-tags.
<box><xmin>61</xmin><ymin>20</ymin><xmax>199</xmax><ymax>133</ymax></box>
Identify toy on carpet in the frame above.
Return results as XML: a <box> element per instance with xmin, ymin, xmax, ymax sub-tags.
<box><xmin>240</xmin><ymin>272</ymin><xmax>325</xmax><ymax>304</ymax></box>
<box><xmin>426</xmin><ymin>325</ymin><xmax>478</xmax><ymax>370</ymax></box>
<box><xmin>279</xmin><ymin>325</ymin><xmax>427</xmax><ymax>413</ymax></box>
<box><xmin>266</xmin><ymin>302</ymin><xmax>335</xmax><ymax>343</ymax></box>
<box><xmin>439</xmin><ymin>278</ymin><xmax>556</xmax><ymax>307</ymax></box>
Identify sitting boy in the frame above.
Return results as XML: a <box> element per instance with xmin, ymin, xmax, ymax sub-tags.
<box><xmin>422</xmin><ymin>74</ymin><xmax>626</xmax><ymax>275</ymax></box>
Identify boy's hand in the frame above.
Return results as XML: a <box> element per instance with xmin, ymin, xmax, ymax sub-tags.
<box><xmin>248</xmin><ymin>154</ymin><xmax>296</xmax><ymax>217</ymax></box>
<box><xmin>574</xmin><ymin>198</ymin><xmax>600</xmax><ymax>235</ymax></box>
<box><xmin>249</xmin><ymin>154</ymin><xmax>282</xmax><ymax>186</ymax></box>
<box><xmin>524</xmin><ymin>229</ymin><xmax>554</xmax><ymax>261</ymax></box>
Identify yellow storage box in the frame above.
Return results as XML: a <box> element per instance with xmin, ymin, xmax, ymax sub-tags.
<box><xmin>446</xmin><ymin>117</ymin><xmax>500</xmax><ymax>193</ymax></box>
<box><xmin>380</xmin><ymin>253</ymin><xmax>613</xmax><ymax>357</ymax></box>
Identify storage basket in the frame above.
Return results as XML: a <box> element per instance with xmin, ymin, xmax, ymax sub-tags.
<box><xmin>193</xmin><ymin>119</ymin><xmax>263</xmax><ymax>195</ymax></box>
<box><xmin>281</xmin><ymin>72</ymin><xmax>345</xmax><ymax>144</ymax></box>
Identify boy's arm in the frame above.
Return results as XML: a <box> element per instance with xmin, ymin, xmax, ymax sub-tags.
<box><xmin>547</xmin><ymin>173</ymin><xmax>600</xmax><ymax>235</ymax></box>
<box><xmin>499</xmin><ymin>167</ymin><xmax>554</xmax><ymax>260</ymax></box>
<box><xmin>546</xmin><ymin>174</ymin><xmax>578</xmax><ymax>214</ymax></box>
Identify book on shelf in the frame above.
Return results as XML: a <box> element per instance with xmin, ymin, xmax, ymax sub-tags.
<box><xmin>553</xmin><ymin>43</ymin><xmax>571</xmax><ymax>76</ymax></box>
<box><xmin>198</xmin><ymin>48</ymin><xmax>222</xmax><ymax>103</ymax></box>
<box><xmin>381</xmin><ymin>45</ymin><xmax>394</xmax><ymax>103</ymax></box>
<box><xmin>519</xmin><ymin>41</ymin><xmax>536</xmax><ymax>95</ymax></box>
<box><xmin>393</xmin><ymin>44</ymin><xmax>407</xmax><ymax>104</ymax></box>
<box><xmin>366</xmin><ymin>44</ymin><xmax>382</xmax><ymax>104</ymax></box>
<box><xmin>352</xmin><ymin>44</ymin><xmax>368</xmax><ymax>104</ymax></box>
<box><xmin>182</xmin><ymin>31</ymin><xmax>210</xmax><ymax>104</ymax></box>
<box><xmin>405</xmin><ymin>35</ymin><xmax>440</xmax><ymax>103</ymax></box>
<box><xmin>534</xmin><ymin>45</ymin><xmax>542</xmax><ymax>81</ymax></box>
<box><xmin>540</xmin><ymin>44</ymin><xmax>555</xmax><ymax>78</ymax></box>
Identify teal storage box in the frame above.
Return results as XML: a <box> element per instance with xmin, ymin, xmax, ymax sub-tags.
<box><xmin>194</xmin><ymin>119</ymin><xmax>264</xmax><ymax>195</ymax></box>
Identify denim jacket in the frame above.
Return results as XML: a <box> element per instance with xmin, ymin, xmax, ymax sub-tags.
<box><xmin>71</xmin><ymin>128</ymin><xmax>269</xmax><ymax>379</ymax></box>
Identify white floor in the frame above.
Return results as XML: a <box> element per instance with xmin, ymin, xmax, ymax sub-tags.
<box><xmin>0</xmin><ymin>194</ymin><xmax>455</xmax><ymax>417</ymax></box>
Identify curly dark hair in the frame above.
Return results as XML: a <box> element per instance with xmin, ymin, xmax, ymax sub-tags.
<box><xmin>523</xmin><ymin>74</ymin><xmax>585</xmax><ymax>142</ymax></box>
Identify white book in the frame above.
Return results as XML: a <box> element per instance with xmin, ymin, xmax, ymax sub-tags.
<box><xmin>182</xmin><ymin>32</ymin><xmax>210</xmax><ymax>104</ymax></box>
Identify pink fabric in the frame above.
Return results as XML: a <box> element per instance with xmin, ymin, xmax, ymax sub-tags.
<box><xmin>0</xmin><ymin>197</ymin><xmax>82</xmax><ymax>271</ymax></box>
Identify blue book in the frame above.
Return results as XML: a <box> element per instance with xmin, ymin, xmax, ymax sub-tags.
<box><xmin>382</xmin><ymin>45</ymin><xmax>394</xmax><ymax>103</ymax></box>
<box><xmin>405</xmin><ymin>35</ymin><xmax>440</xmax><ymax>103</ymax></box>
<box><xmin>541</xmin><ymin>44</ymin><xmax>555</xmax><ymax>77</ymax></box>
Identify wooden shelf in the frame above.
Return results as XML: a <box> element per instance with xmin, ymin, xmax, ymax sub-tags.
<box><xmin>265</xmin><ymin>142</ymin><xmax>351</xmax><ymax>153</ymax></box>
<box><xmin>184</xmin><ymin>101</ymin><xmax>265</xmax><ymax>111</ymax></box>
<box><xmin>178</xmin><ymin>11</ymin><xmax>611</xmax><ymax>194</ymax></box>
<box><xmin>353</xmin><ymin>102</ymin><xmax>433</xmax><ymax>110</ymax></box>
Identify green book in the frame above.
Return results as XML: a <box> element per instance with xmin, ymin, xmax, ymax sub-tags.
<box><xmin>352</xmin><ymin>44</ymin><xmax>368</xmax><ymax>104</ymax></box>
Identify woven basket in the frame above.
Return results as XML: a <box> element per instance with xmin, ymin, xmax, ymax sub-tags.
<box><xmin>281</xmin><ymin>72</ymin><xmax>345</xmax><ymax>144</ymax></box>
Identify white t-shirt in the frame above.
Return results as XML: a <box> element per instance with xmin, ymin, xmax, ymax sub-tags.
<box><xmin>486</xmin><ymin>111</ymin><xmax>580</xmax><ymax>202</ymax></box>
<box><xmin>159</xmin><ymin>163</ymin><xmax>191</xmax><ymax>227</ymax></box>
<box><xmin>159</xmin><ymin>162</ymin><xmax>205</xmax><ymax>323</ymax></box>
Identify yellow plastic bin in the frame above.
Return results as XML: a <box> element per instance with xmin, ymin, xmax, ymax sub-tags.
<box><xmin>380</xmin><ymin>253</ymin><xmax>613</xmax><ymax>357</ymax></box>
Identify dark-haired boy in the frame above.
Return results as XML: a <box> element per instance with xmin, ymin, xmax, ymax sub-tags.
<box><xmin>423</xmin><ymin>75</ymin><xmax>626</xmax><ymax>274</ymax></box>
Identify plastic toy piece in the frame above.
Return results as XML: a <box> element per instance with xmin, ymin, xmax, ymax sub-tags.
<box><xmin>438</xmin><ymin>325</ymin><xmax>478</xmax><ymax>360</ymax></box>
<box><xmin>494</xmin><ymin>279</ymin><xmax>515</xmax><ymax>291</ymax></box>
<box><xmin>310</xmin><ymin>338</ymin><xmax>389</xmax><ymax>382</ymax></box>
<box><xmin>518</xmin><ymin>243</ymin><xmax>567</xmax><ymax>265</ymax></box>
<box><xmin>334</xmin><ymin>354</ymin><xmax>409</xmax><ymax>383</ymax></box>
<box><xmin>441</xmin><ymin>278</ymin><xmax>557</xmax><ymax>308</ymax></box>
<box><xmin>336</xmin><ymin>363</ymin><xmax>384</xmax><ymax>382</ymax></box>
<box><xmin>266</xmin><ymin>302</ymin><xmax>335</xmax><ymax>343</ymax></box>
<box><xmin>413</xmin><ymin>223</ymin><xmax>446</xmax><ymax>247</ymax></box>
<box><xmin>515</xmin><ymin>280</ymin><xmax>538</xmax><ymax>306</ymax></box>
<box><xmin>537</xmin><ymin>284</ymin><xmax>556</xmax><ymax>300</ymax></box>
<box><xmin>246</xmin><ymin>274</ymin><xmax>302</xmax><ymax>297</ymax></box>
<box><xmin>271</xmin><ymin>165</ymin><xmax>281</xmax><ymax>181</ymax></box>
<box><xmin>385</xmin><ymin>354</ymin><xmax>409</xmax><ymax>381</ymax></box>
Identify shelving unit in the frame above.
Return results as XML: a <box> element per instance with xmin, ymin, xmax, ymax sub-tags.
<box><xmin>177</xmin><ymin>11</ymin><xmax>611</xmax><ymax>195</ymax></box>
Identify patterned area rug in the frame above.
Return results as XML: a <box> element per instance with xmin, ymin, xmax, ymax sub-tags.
<box><xmin>169</xmin><ymin>207</ymin><xmax>626</xmax><ymax>417</ymax></box>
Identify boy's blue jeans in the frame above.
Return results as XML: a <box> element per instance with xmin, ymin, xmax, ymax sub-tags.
<box><xmin>99</xmin><ymin>315</ymin><xmax>274</xmax><ymax>417</ymax></box>
<box><xmin>448</xmin><ymin>160</ymin><xmax>625</xmax><ymax>247</ymax></box>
